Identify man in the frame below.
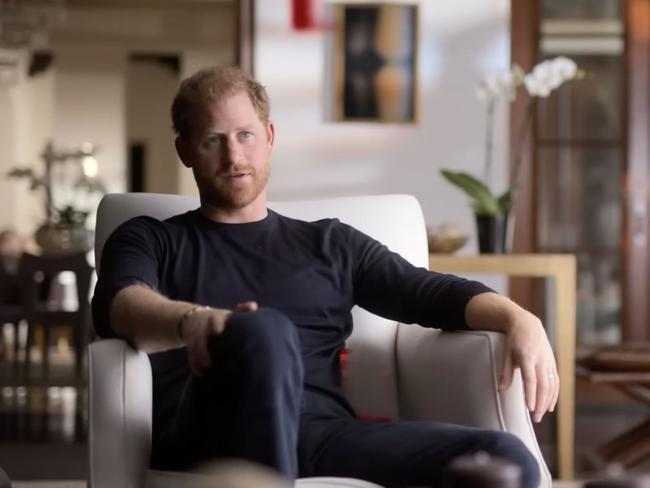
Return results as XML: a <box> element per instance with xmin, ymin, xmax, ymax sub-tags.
<box><xmin>92</xmin><ymin>66</ymin><xmax>557</xmax><ymax>488</ymax></box>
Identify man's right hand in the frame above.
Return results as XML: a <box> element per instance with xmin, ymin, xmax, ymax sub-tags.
<box><xmin>181</xmin><ymin>301</ymin><xmax>258</xmax><ymax>375</ymax></box>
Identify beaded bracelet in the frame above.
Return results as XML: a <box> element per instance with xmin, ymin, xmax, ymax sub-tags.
<box><xmin>177</xmin><ymin>305</ymin><xmax>211</xmax><ymax>340</ymax></box>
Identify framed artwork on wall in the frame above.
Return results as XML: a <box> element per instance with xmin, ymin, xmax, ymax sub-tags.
<box><xmin>334</xmin><ymin>3</ymin><xmax>419</xmax><ymax>123</ymax></box>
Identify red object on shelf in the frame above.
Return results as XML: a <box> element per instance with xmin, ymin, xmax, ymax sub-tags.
<box><xmin>292</xmin><ymin>0</ymin><xmax>316</xmax><ymax>30</ymax></box>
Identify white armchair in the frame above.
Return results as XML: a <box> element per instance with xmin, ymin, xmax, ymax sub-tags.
<box><xmin>89</xmin><ymin>193</ymin><xmax>552</xmax><ymax>488</ymax></box>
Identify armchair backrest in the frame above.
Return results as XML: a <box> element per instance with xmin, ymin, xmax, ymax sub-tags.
<box><xmin>94</xmin><ymin>192</ymin><xmax>429</xmax><ymax>419</ymax></box>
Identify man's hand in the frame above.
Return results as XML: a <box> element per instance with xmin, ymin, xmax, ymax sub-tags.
<box><xmin>181</xmin><ymin>301</ymin><xmax>258</xmax><ymax>375</ymax></box>
<box><xmin>111</xmin><ymin>286</ymin><xmax>260</xmax><ymax>358</ymax></box>
<box><xmin>465</xmin><ymin>292</ymin><xmax>559</xmax><ymax>423</ymax></box>
<box><xmin>498</xmin><ymin>309</ymin><xmax>559</xmax><ymax>423</ymax></box>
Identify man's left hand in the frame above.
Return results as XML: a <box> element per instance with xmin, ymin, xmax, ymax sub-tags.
<box><xmin>465</xmin><ymin>292</ymin><xmax>559</xmax><ymax>423</ymax></box>
<box><xmin>499</xmin><ymin>308</ymin><xmax>559</xmax><ymax>423</ymax></box>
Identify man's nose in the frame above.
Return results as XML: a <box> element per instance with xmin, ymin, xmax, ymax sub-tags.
<box><xmin>225</xmin><ymin>138</ymin><xmax>243</xmax><ymax>165</ymax></box>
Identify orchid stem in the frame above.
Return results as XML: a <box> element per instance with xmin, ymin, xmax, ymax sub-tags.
<box><xmin>484</xmin><ymin>98</ymin><xmax>496</xmax><ymax>188</ymax></box>
<box><xmin>510</xmin><ymin>98</ymin><xmax>535</xmax><ymax>189</ymax></box>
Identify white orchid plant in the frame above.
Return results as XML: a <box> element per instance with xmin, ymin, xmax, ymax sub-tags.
<box><xmin>442</xmin><ymin>56</ymin><xmax>585</xmax><ymax>216</ymax></box>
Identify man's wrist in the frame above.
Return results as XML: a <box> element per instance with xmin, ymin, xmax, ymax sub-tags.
<box><xmin>177</xmin><ymin>305</ymin><xmax>211</xmax><ymax>340</ymax></box>
<box><xmin>504</xmin><ymin>305</ymin><xmax>538</xmax><ymax>333</ymax></box>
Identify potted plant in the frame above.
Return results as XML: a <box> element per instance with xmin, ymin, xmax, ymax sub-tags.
<box><xmin>441</xmin><ymin>56</ymin><xmax>585</xmax><ymax>253</ymax></box>
<box><xmin>7</xmin><ymin>141</ymin><xmax>106</xmax><ymax>255</ymax></box>
<box><xmin>33</xmin><ymin>205</ymin><xmax>94</xmax><ymax>255</ymax></box>
<box><xmin>440</xmin><ymin>169</ymin><xmax>513</xmax><ymax>253</ymax></box>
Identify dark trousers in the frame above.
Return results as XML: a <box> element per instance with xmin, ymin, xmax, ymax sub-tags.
<box><xmin>150</xmin><ymin>308</ymin><xmax>541</xmax><ymax>488</ymax></box>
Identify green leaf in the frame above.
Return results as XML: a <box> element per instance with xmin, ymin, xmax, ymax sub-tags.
<box><xmin>497</xmin><ymin>187</ymin><xmax>516</xmax><ymax>213</ymax></box>
<box><xmin>440</xmin><ymin>169</ymin><xmax>500</xmax><ymax>216</ymax></box>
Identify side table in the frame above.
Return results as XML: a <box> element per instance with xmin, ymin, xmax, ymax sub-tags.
<box><xmin>578</xmin><ymin>344</ymin><xmax>650</xmax><ymax>469</ymax></box>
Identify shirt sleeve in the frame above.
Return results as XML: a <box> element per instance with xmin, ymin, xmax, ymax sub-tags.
<box><xmin>347</xmin><ymin>224</ymin><xmax>494</xmax><ymax>331</ymax></box>
<box><xmin>91</xmin><ymin>216</ymin><xmax>163</xmax><ymax>338</ymax></box>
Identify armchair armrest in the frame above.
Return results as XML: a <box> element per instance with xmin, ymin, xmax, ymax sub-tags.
<box><xmin>395</xmin><ymin>326</ymin><xmax>551</xmax><ymax>488</ymax></box>
<box><xmin>89</xmin><ymin>338</ymin><xmax>153</xmax><ymax>488</ymax></box>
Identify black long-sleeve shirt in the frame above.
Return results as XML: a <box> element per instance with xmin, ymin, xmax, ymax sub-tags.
<box><xmin>92</xmin><ymin>208</ymin><xmax>492</xmax><ymax>411</ymax></box>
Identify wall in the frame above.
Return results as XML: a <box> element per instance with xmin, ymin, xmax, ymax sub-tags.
<box><xmin>0</xmin><ymin>50</ymin><xmax>55</xmax><ymax>236</ymax></box>
<box><xmin>126</xmin><ymin>59</ymin><xmax>180</xmax><ymax>194</ymax></box>
<box><xmin>52</xmin><ymin>43</ymin><xmax>127</xmax><ymax>198</ymax></box>
<box><xmin>256</xmin><ymin>0</ymin><xmax>511</xmax><ymax>258</ymax></box>
<box><xmin>0</xmin><ymin>65</ymin><xmax>20</xmax><ymax>232</ymax></box>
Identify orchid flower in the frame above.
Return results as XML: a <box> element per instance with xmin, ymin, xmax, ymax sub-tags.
<box><xmin>443</xmin><ymin>57</ymin><xmax>584</xmax><ymax>218</ymax></box>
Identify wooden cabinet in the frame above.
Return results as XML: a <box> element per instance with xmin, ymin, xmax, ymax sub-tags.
<box><xmin>511</xmin><ymin>0</ymin><xmax>650</xmax><ymax>344</ymax></box>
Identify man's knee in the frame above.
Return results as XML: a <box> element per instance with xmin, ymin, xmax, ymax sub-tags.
<box><xmin>485</xmin><ymin>432</ymin><xmax>540</xmax><ymax>488</ymax></box>
<box><xmin>226</xmin><ymin>307</ymin><xmax>298</xmax><ymax>345</ymax></box>
<box><xmin>210</xmin><ymin>307</ymin><xmax>302</xmax><ymax>368</ymax></box>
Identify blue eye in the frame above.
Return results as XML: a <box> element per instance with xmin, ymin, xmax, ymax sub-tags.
<box><xmin>238</xmin><ymin>131</ymin><xmax>253</xmax><ymax>141</ymax></box>
<box><xmin>207</xmin><ymin>135</ymin><xmax>221</xmax><ymax>144</ymax></box>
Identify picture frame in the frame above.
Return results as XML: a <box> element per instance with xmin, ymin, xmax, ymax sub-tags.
<box><xmin>334</xmin><ymin>3</ymin><xmax>419</xmax><ymax>123</ymax></box>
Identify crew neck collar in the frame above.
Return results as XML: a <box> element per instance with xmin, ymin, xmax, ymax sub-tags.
<box><xmin>192</xmin><ymin>208</ymin><xmax>277</xmax><ymax>231</ymax></box>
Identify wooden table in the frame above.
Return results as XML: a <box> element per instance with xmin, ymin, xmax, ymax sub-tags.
<box><xmin>429</xmin><ymin>253</ymin><xmax>577</xmax><ymax>480</ymax></box>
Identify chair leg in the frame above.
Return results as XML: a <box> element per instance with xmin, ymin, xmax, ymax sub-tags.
<box><xmin>43</xmin><ymin>325</ymin><xmax>50</xmax><ymax>378</ymax></box>
<box><xmin>73</xmin><ymin>324</ymin><xmax>84</xmax><ymax>378</ymax></box>
<box><xmin>12</xmin><ymin>321</ymin><xmax>21</xmax><ymax>375</ymax></box>
<box><xmin>12</xmin><ymin>320</ymin><xmax>20</xmax><ymax>363</ymax></box>
<box><xmin>23</xmin><ymin>322</ymin><xmax>32</xmax><ymax>378</ymax></box>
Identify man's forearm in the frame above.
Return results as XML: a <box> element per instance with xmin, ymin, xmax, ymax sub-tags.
<box><xmin>464</xmin><ymin>291</ymin><xmax>535</xmax><ymax>333</ymax></box>
<box><xmin>111</xmin><ymin>284</ymin><xmax>195</xmax><ymax>352</ymax></box>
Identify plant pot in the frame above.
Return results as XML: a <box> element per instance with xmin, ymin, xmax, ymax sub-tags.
<box><xmin>475</xmin><ymin>214</ymin><xmax>508</xmax><ymax>254</ymax></box>
<box><xmin>34</xmin><ymin>224</ymin><xmax>94</xmax><ymax>255</ymax></box>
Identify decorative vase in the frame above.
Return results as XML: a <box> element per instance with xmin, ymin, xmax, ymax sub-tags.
<box><xmin>34</xmin><ymin>224</ymin><xmax>94</xmax><ymax>255</ymax></box>
<box><xmin>475</xmin><ymin>213</ymin><xmax>508</xmax><ymax>254</ymax></box>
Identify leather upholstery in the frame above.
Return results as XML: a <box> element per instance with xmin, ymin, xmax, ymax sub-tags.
<box><xmin>89</xmin><ymin>193</ymin><xmax>551</xmax><ymax>488</ymax></box>
<box><xmin>396</xmin><ymin>327</ymin><xmax>549</xmax><ymax>479</ymax></box>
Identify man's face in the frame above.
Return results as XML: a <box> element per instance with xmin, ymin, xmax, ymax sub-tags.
<box><xmin>177</xmin><ymin>90</ymin><xmax>274</xmax><ymax>211</ymax></box>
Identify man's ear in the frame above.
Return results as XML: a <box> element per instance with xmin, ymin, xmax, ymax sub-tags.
<box><xmin>175</xmin><ymin>136</ymin><xmax>192</xmax><ymax>168</ymax></box>
<box><xmin>266</xmin><ymin>122</ymin><xmax>275</xmax><ymax>148</ymax></box>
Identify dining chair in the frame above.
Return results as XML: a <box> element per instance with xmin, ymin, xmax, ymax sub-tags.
<box><xmin>19</xmin><ymin>252</ymin><xmax>93</xmax><ymax>377</ymax></box>
<box><xmin>0</xmin><ymin>261</ymin><xmax>24</xmax><ymax>366</ymax></box>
